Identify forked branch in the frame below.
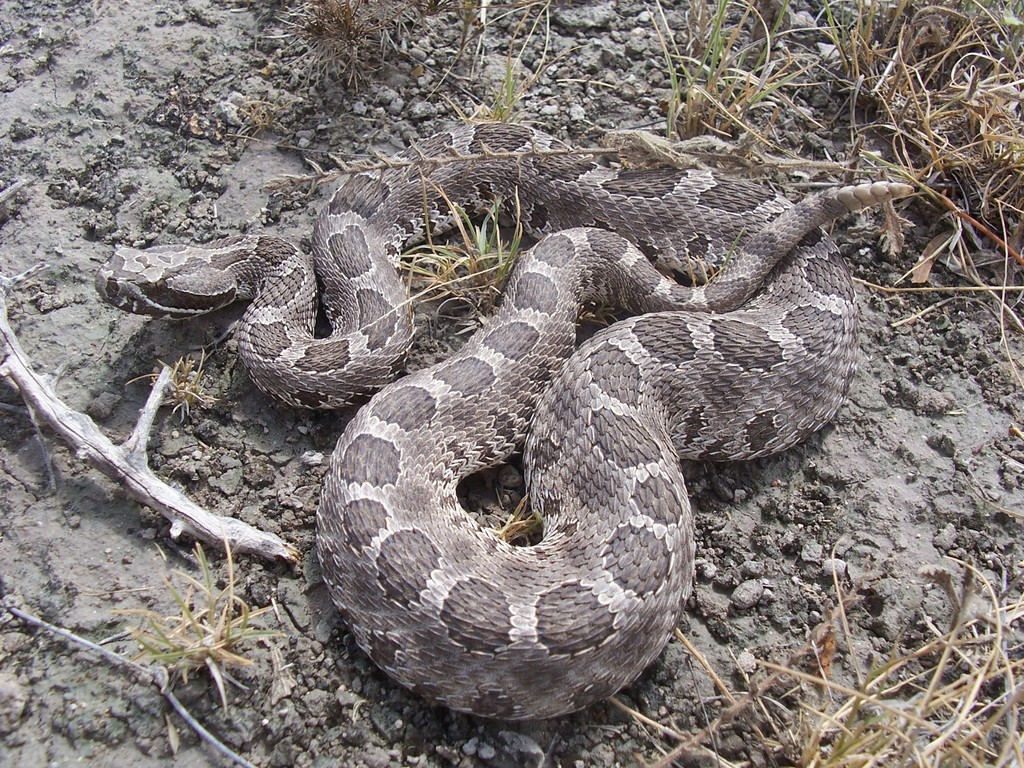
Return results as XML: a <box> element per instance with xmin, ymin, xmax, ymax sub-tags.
<box><xmin>0</xmin><ymin>268</ymin><xmax>299</xmax><ymax>564</ymax></box>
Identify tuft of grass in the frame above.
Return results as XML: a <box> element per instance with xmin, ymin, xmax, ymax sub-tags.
<box><xmin>785</xmin><ymin>563</ymin><xmax>1024</xmax><ymax>768</ymax></box>
<box><xmin>132</xmin><ymin>353</ymin><xmax>218</xmax><ymax>422</ymax></box>
<box><xmin>281</xmin><ymin>0</ymin><xmax>469</xmax><ymax>84</ymax></box>
<box><xmin>820</xmin><ymin>0</ymin><xmax>1024</xmax><ymax>266</ymax></box>
<box><xmin>467</xmin><ymin>1</ymin><xmax>555</xmax><ymax>122</ymax></box>
<box><xmin>819</xmin><ymin>0</ymin><xmax>1024</xmax><ymax>388</ymax></box>
<box><xmin>646</xmin><ymin>561</ymin><xmax>1023</xmax><ymax>768</ymax></box>
<box><xmin>402</xmin><ymin>192</ymin><xmax>524</xmax><ymax>320</ymax></box>
<box><xmin>494</xmin><ymin>498</ymin><xmax>543</xmax><ymax>546</ymax></box>
<box><xmin>653</xmin><ymin>0</ymin><xmax>809</xmax><ymax>142</ymax></box>
<box><xmin>235</xmin><ymin>97</ymin><xmax>283</xmax><ymax>137</ymax></box>
<box><xmin>115</xmin><ymin>544</ymin><xmax>278</xmax><ymax>710</ymax></box>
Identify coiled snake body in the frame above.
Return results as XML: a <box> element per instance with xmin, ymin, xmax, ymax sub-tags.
<box><xmin>98</xmin><ymin>124</ymin><xmax>912</xmax><ymax>719</ymax></box>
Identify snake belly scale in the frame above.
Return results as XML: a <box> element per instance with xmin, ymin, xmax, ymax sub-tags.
<box><xmin>97</xmin><ymin>124</ymin><xmax>913</xmax><ymax>719</ymax></box>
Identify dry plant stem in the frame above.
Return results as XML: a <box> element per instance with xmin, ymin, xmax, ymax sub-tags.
<box><xmin>267</xmin><ymin>142</ymin><xmax>621</xmax><ymax>194</ymax></box>
<box><xmin>927</xmin><ymin>188</ymin><xmax>1024</xmax><ymax>268</ymax></box>
<box><xmin>647</xmin><ymin>618</ymin><xmax>838</xmax><ymax>768</ymax></box>
<box><xmin>2</xmin><ymin>600</ymin><xmax>258</xmax><ymax>768</ymax></box>
<box><xmin>0</xmin><ymin>272</ymin><xmax>299</xmax><ymax>564</ymax></box>
<box><xmin>608</xmin><ymin>696</ymin><xmax>684</xmax><ymax>741</ymax></box>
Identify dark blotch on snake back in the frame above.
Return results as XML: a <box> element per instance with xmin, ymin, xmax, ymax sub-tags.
<box><xmin>339</xmin><ymin>433</ymin><xmax>402</xmax><ymax>487</ymax></box>
<box><xmin>481</xmin><ymin>320</ymin><xmax>541</xmax><ymax>361</ymax></box>
<box><xmin>467</xmin><ymin>122</ymin><xmax>532</xmax><ymax>153</ymax></box>
<box><xmin>534</xmin><ymin>582</ymin><xmax>616</xmax><ymax>656</ymax></box>
<box><xmin>356</xmin><ymin>287</ymin><xmax>398</xmax><ymax>348</ymax></box>
<box><xmin>439</xmin><ymin>578</ymin><xmax>513</xmax><ymax>655</ymax></box>
<box><xmin>374</xmin><ymin>529</ymin><xmax>444</xmax><ymax>605</ymax></box>
<box><xmin>328</xmin><ymin>176</ymin><xmax>389</xmax><ymax>221</ymax></box>
<box><xmin>709</xmin><ymin>319</ymin><xmax>787</xmax><ymax>371</ymax></box>
<box><xmin>294</xmin><ymin>338</ymin><xmax>350</xmax><ymax>372</ymax></box>
<box><xmin>631</xmin><ymin>316</ymin><xmax>701</xmax><ymax>368</ymax></box>
<box><xmin>507</xmin><ymin>271</ymin><xmax>561</xmax><ymax>315</ymax></box>
<box><xmin>324</xmin><ymin>226</ymin><xmax>374</xmax><ymax>277</ymax></box>
<box><xmin>434</xmin><ymin>356</ymin><xmax>498</xmax><ymax>399</ymax></box>
<box><xmin>339</xmin><ymin>498</ymin><xmax>391</xmax><ymax>553</ymax></box>
<box><xmin>696</xmin><ymin>177</ymin><xmax>778</xmax><ymax>214</ymax></box>
<box><xmin>598</xmin><ymin>168</ymin><xmax>691</xmax><ymax>198</ymax></box>
<box><xmin>600</xmin><ymin>522</ymin><xmax>672</xmax><ymax>599</ymax></box>
<box><xmin>371</xmin><ymin>385</ymin><xmax>438</xmax><ymax>431</ymax></box>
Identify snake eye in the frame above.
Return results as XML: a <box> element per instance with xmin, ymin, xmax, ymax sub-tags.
<box><xmin>96</xmin><ymin>271</ymin><xmax>126</xmax><ymax>306</ymax></box>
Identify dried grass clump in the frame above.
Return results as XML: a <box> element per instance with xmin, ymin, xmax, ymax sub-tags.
<box><xmin>115</xmin><ymin>544</ymin><xmax>279</xmax><ymax>710</ymax></box>
<box><xmin>402</xmin><ymin>193</ymin><xmax>523</xmax><ymax>322</ymax></box>
<box><xmin>647</xmin><ymin>563</ymin><xmax>1023</xmax><ymax>768</ymax></box>
<box><xmin>822</xmin><ymin>0</ymin><xmax>1023</xmax><ymax>263</ymax></box>
<box><xmin>653</xmin><ymin>0</ymin><xmax>813</xmax><ymax>144</ymax></box>
<box><xmin>282</xmin><ymin>0</ymin><xmax>472</xmax><ymax>84</ymax></box>
<box><xmin>786</xmin><ymin>564</ymin><xmax>1024</xmax><ymax>768</ymax></box>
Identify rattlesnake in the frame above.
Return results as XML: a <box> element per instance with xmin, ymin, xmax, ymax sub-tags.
<box><xmin>98</xmin><ymin>124</ymin><xmax>913</xmax><ymax>720</ymax></box>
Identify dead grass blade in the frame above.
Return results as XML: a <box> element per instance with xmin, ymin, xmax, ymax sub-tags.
<box><xmin>653</xmin><ymin>0</ymin><xmax>817</xmax><ymax>146</ymax></box>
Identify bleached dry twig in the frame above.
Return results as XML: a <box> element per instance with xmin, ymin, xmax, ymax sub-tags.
<box><xmin>2</xmin><ymin>598</ymin><xmax>259</xmax><ymax>768</ymax></box>
<box><xmin>0</xmin><ymin>268</ymin><xmax>299</xmax><ymax>565</ymax></box>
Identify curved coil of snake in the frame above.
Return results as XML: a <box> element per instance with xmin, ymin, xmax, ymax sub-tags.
<box><xmin>98</xmin><ymin>124</ymin><xmax>913</xmax><ymax>720</ymax></box>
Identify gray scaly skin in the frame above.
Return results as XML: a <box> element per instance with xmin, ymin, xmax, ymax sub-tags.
<box><xmin>96</xmin><ymin>124</ymin><xmax>913</xmax><ymax>719</ymax></box>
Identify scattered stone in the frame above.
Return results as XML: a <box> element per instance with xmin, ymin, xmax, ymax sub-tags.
<box><xmin>926</xmin><ymin>432</ymin><xmax>957</xmax><ymax>457</ymax></box>
<box><xmin>408</xmin><ymin>101</ymin><xmax>436</xmax><ymax>119</ymax></box>
<box><xmin>552</xmin><ymin>2</ymin><xmax>616</xmax><ymax>29</ymax></box>
<box><xmin>497</xmin><ymin>464</ymin><xmax>523</xmax><ymax>490</ymax></box>
<box><xmin>695</xmin><ymin>558</ymin><xmax>718</xmax><ymax>581</ymax></box>
<box><xmin>208</xmin><ymin>466</ymin><xmax>243</xmax><ymax>495</ymax></box>
<box><xmin>300</xmin><ymin>450</ymin><xmax>325</xmax><ymax>467</ymax></box>
<box><xmin>498</xmin><ymin>731</ymin><xmax>545</xmax><ymax>766</ymax></box>
<box><xmin>731</xmin><ymin>580</ymin><xmax>765</xmax><ymax>610</ymax></box>
<box><xmin>800</xmin><ymin>541</ymin><xmax>824</xmax><ymax>564</ymax></box>
<box><xmin>0</xmin><ymin>674</ymin><xmax>27</xmax><ymax>734</ymax></box>
<box><xmin>735</xmin><ymin>650</ymin><xmax>757</xmax><ymax>675</ymax></box>
<box><xmin>740</xmin><ymin>559</ymin><xmax>765</xmax><ymax>578</ymax></box>
<box><xmin>821</xmin><ymin>558</ymin><xmax>851</xmax><ymax>580</ymax></box>
<box><xmin>933</xmin><ymin>522</ymin><xmax>958</xmax><ymax>551</ymax></box>
<box><xmin>85</xmin><ymin>391</ymin><xmax>120</xmax><ymax>421</ymax></box>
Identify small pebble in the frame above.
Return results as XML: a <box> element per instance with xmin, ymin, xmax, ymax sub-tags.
<box><xmin>735</xmin><ymin>650</ymin><xmax>757</xmax><ymax>675</ymax></box>
<box><xmin>0</xmin><ymin>674</ymin><xmax>27</xmax><ymax>734</ymax></box>
<box><xmin>497</xmin><ymin>465</ymin><xmax>523</xmax><ymax>490</ymax></box>
<box><xmin>477</xmin><ymin>741</ymin><xmax>496</xmax><ymax>760</ymax></box>
<box><xmin>730</xmin><ymin>579</ymin><xmax>764</xmax><ymax>610</ymax></box>
<box><xmin>800</xmin><ymin>542</ymin><xmax>824</xmax><ymax>564</ymax></box>
<box><xmin>300</xmin><ymin>450</ymin><xmax>325</xmax><ymax>467</ymax></box>
<box><xmin>821</xmin><ymin>558</ymin><xmax>850</xmax><ymax>580</ymax></box>
<box><xmin>740</xmin><ymin>559</ymin><xmax>764</xmax><ymax>578</ymax></box>
<box><xmin>696</xmin><ymin>558</ymin><xmax>718</xmax><ymax>581</ymax></box>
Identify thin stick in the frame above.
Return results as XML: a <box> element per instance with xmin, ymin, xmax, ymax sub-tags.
<box><xmin>890</xmin><ymin>296</ymin><xmax>956</xmax><ymax>328</ymax></box>
<box><xmin>2</xmin><ymin>600</ymin><xmax>259</xmax><ymax>768</ymax></box>
<box><xmin>608</xmin><ymin>696</ymin><xmax>684</xmax><ymax>741</ymax></box>
<box><xmin>675</xmin><ymin>629</ymin><xmax>737</xmax><ymax>704</ymax></box>
<box><xmin>266</xmin><ymin>141</ymin><xmax>621</xmax><ymax>194</ymax></box>
<box><xmin>0</xmin><ymin>270</ymin><xmax>298</xmax><ymax>564</ymax></box>
<box><xmin>853</xmin><ymin>278</ymin><xmax>1024</xmax><ymax>294</ymax></box>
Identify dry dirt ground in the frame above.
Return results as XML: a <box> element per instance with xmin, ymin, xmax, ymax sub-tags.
<box><xmin>1</xmin><ymin>1</ymin><xmax>1021</xmax><ymax>767</ymax></box>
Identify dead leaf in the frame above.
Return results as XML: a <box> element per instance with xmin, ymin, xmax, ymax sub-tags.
<box><xmin>165</xmin><ymin>712</ymin><xmax>180</xmax><ymax>755</ymax></box>
<box><xmin>268</xmin><ymin>643</ymin><xmax>296</xmax><ymax>705</ymax></box>
<box><xmin>911</xmin><ymin>232</ymin><xmax>952</xmax><ymax>283</ymax></box>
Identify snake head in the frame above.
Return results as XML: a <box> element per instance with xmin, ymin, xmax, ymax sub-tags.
<box><xmin>97</xmin><ymin>245</ymin><xmax>239</xmax><ymax>317</ymax></box>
